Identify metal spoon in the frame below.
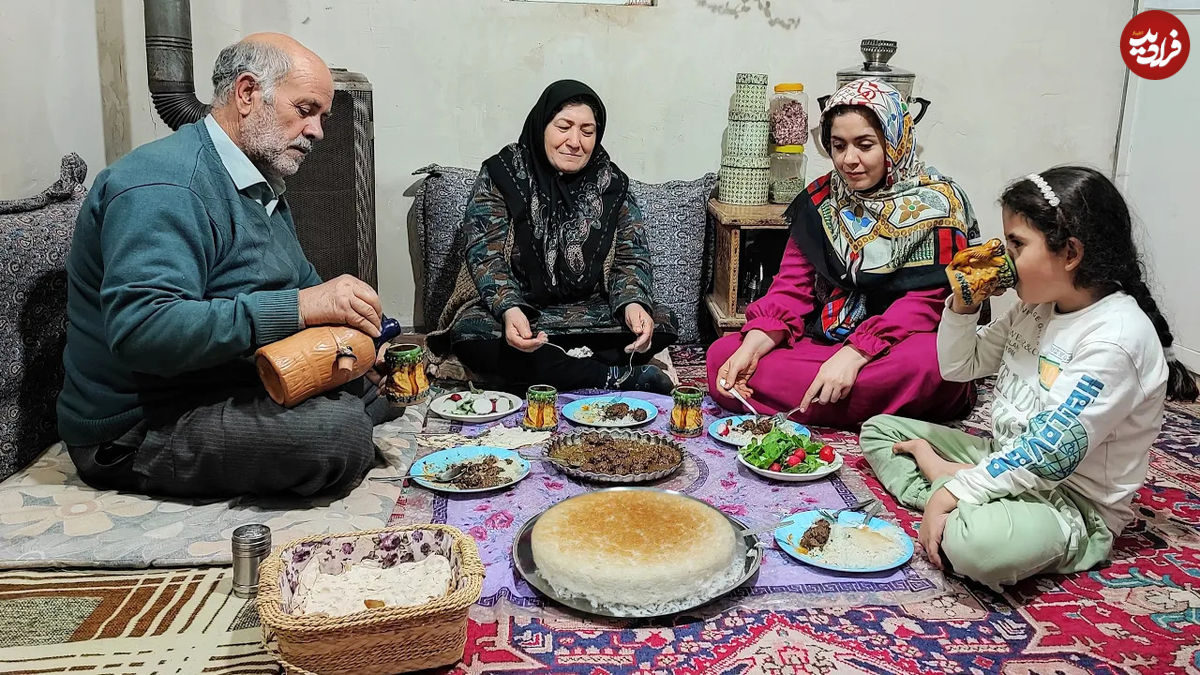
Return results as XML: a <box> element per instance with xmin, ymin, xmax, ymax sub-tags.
<box><xmin>517</xmin><ymin>451</ymin><xmax>582</xmax><ymax>470</ymax></box>
<box><xmin>370</xmin><ymin>464</ymin><xmax>465</xmax><ymax>485</ymax></box>
<box><xmin>722</xmin><ymin>382</ymin><xmax>761</xmax><ymax>418</ymax></box>
<box><xmin>542</xmin><ymin>342</ymin><xmax>576</xmax><ymax>358</ymax></box>
<box><xmin>606</xmin><ymin>350</ymin><xmax>637</xmax><ymax>403</ymax></box>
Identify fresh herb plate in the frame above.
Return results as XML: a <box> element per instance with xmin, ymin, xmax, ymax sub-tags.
<box><xmin>736</xmin><ymin>426</ymin><xmax>842</xmax><ymax>482</ymax></box>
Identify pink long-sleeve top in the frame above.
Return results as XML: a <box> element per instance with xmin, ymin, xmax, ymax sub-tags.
<box><xmin>741</xmin><ymin>239</ymin><xmax>950</xmax><ymax>359</ymax></box>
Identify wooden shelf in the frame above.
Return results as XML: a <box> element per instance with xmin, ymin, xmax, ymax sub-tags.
<box><xmin>707</xmin><ymin>198</ymin><xmax>790</xmax><ymax>230</ymax></box>
<box><xmin>706</xmin><ymin>198</ymin><xmax>792</xmax><ymax>337</ymax></box>
<box><xmin>705</xmin><ymin>293</ymin><xmax>745</xmax><ymax>336</ymax></box>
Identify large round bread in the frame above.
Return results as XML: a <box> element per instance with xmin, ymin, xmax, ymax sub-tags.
<box><xmin>531</xmin><ymin>490</ymin><xmax>738</xmax><ymax>609</ymax></box>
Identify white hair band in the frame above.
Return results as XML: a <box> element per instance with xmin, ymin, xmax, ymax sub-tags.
<box><xmin>1026</xmin><ymin>173</ymin><xmax>1060</xmax><ymax>207</ymax></box>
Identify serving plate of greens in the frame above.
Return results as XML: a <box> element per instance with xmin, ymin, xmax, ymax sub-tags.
<box><xmin>736</xmin><ymin>427</ymin><xmax>842</xmax><ymax>482</ymax></box>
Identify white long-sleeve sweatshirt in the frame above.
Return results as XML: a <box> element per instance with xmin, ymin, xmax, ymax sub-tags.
<box><xmin>937</xmin><ymin>292</ymin><xmax>1168</xmax><ymax>535</ymax></box>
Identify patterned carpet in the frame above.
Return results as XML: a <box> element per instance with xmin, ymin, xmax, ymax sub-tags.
<box><xmin>670</xmin><ymin>343</ymin><xmax>711</xmax><ymax>387</ymax></box>
<box><xmin>0</xmin><ymin>345</ymin><xmax>1197</xmax><ymax>674</ymax></box>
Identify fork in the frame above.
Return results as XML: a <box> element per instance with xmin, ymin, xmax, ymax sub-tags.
<box><xmin>736</xmin><ymin>514</ymin><xmax>802</xmax><ymax>537</ymax></box>
<box><xmin>856</xmin><ymin>499</ymin><xmax>885</xmax><ymax>529</ymax></box>
<box><xmin>771</xmin><ymin>404</ymin><xmax>804</xmax><ymax>427</ymax></box>
<box><xmin>816</xmin><ymin>497</ymin><xmax>875</xmax><ymax>523</ymax></box>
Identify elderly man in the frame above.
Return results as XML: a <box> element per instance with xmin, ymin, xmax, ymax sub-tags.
<box><xmin>58</xmin><ymin>34</ymin><xmax>386</xmax><ymax>499</ymax></box>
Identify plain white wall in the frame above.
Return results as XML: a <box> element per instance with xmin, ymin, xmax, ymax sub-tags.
<box><xmin>1116</xmin><ymin>9</ymin><xmax>1200</xmax><ymax>372</ymax></box>
<box><xmin>4</xmin><ymin>0</ymin><xmax>1133</xmax><ymax>327</ymax></box>
<box><xmin>0</xmin><ymin>1</ymin><xmax>107</xmax><ymax>198</ymax></box>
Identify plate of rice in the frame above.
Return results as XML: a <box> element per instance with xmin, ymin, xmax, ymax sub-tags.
<box><xmin>562</xmin><ymin>396</ymin><xmax>658</xmax><ymax>428</ymax></box>
<box><xmin>512</xmin><ymin>487</ymin><xmax>764</xmax><ymax>617</ymax></box>
<box><xmin>773</xmin><ymin>509</ymin><xmax>913</xmax><ymax>573</ymax></box>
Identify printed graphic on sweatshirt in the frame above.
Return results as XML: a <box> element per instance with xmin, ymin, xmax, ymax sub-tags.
<box><xmin>1038</xmin><ymin>355</ymin><xmax>1062</xmax><ymax>391</ymax></box>
<box><xmin>987</xmin><ymin>375</ymin><xmax>1104</xmax><ymax>481</ymax></box>
<box><xmin>992</xmin><ymin>362</ymin><xmax>1044</xmax><ymax>440</ymax></box>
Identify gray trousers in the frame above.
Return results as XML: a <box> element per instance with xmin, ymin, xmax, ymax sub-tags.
<box><xmin>68</xmin><ymin>378</ymin><xmax>392</xmax><ymax>499</ymax></box>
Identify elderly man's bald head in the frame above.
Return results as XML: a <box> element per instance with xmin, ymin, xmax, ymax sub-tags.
<box><xmin>209</xmin><ymin>33</ymin><xmax>333</xmax><ymax>178</ymax></box>
<box><xmin>211</xmin><ymin>33</ymin><xmax>330</xmax><ymax>106</ymax></box>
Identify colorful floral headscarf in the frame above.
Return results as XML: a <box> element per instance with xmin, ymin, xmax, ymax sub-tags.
<box><xmin>787</xmin><ymin>78</ymin><xmax>979</xmax><ymax>342</ymax></box>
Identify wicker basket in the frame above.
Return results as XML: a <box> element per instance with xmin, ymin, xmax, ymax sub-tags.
<box><xmin>258</xmin><ymin>524</ymin><xmax>485</xmax><ymax>675</ymax></box>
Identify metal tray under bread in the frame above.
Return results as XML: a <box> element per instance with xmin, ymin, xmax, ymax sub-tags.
<box><xmin>544</xmin><ymin>430</ymin><xmax>684</xmax><ymax>484</ymax></box>
<box><xmin>512</xmin><ymin>487</ymin><xmax>764</xmax><ymax>618</ymax></box>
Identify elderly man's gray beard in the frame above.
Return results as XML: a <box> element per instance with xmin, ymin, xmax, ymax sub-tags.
<box><xmin>240</xmin><ymin>102</ymin><xmax>312</xmax><ymax>178</ymax></box>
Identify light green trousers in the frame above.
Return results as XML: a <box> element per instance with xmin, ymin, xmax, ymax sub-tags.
<box><xmin>859</xmin><ymin>414</ymin><xmax>1114</xmax><ymax>590</ymax></box>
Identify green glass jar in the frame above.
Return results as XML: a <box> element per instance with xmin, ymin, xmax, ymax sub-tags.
<box><xmin>669</xmin><ymin>385</ymin><xmax>705</xmax><ymax>438</ymax></box>
<box><xmin>522</xmin><ymin>385</ymin><xmax>558</xmax><ymax>431</ymax></box>
<box><xmin>383</xmin><ymin>343</ymin><xmax>429</xmax><ymax>405</ymax></box>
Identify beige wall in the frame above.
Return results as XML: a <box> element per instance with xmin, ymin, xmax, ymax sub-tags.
<box><xmin>4</xmin><ymin>0</ymin><xmax>1133</xmax><ymax>327</ymax></box>
<box><xmin>0</xmin><ymin>1</ymin><xmax>107</xmax><ymax>198</ymax></box>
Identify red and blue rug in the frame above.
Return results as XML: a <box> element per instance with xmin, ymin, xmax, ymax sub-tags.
<box><xmin>438</xmin><ymin>345</ymin><xmax>1200</xmax><ymax>674</ymax></box>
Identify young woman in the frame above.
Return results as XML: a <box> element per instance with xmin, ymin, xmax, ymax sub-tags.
<box><xmin>708</xmin><ymin>78</ymin><xmax>978</xmax><ymax>428</ymax></box>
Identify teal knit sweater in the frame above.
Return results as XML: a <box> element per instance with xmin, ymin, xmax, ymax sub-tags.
<box><xmin>57</xmin><ymin>121</ymin><xmax>321</xmax><ymax>446</ymax></box>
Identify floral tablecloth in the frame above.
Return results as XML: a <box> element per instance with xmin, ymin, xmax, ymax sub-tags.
<box><xmin>391</xmin><ymin>391</ymin><xmax>946</xmax><ymax>619</ymax></box>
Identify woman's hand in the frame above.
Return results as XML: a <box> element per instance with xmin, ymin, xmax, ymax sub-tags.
<box><xmin>503</xmin><ymin>307</ymin><xmax>547</xmax><ymax>353</ymax></box>
<box><xmin>624</xmin><ymin>303</ymin><xmax>654</xmax><ymax>353</ymax></box>
<box><xmin>716</xmin><ymin>329</ymin><xmax>783</xmax><ymax>399</ymax></box>
<box><xmin>919</xmin><ymin>487</ymin><xmax>959</xmax><ymax>570</ymax></box>
<box><xmin>799</xmin><ymin>345</ymin><xmax>869</xmax><ymax>412</ymax></box>
<box><xmin>717</xmin><ymin>344</ymin><xmax>761</xmax><ymax>400</ymax></box>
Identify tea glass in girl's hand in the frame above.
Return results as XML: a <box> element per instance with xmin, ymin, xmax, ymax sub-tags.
<box><xmin>382</xmin><ymin>343</ymin><xmax>429</xmax><ymax>405</ymax></box>
<box><xmin>946</xmin><ymin>238</ymin><xmax>1018</xmax><ymax>308</ymax></box>
<box><xmin>522</xmin><ymin>384</ymin><xmax>558</xmax><ymax>431</ymax></box>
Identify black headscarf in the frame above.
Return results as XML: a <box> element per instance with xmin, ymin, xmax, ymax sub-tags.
<box><xmin>483</xmin><ymin>80</ymin><xmax>629</xmax><ymax>304</ymax></box>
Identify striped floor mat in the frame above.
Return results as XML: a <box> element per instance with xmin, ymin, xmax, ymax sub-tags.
<box><xmin>0</xmin><ymin>567</ymin><xmax>273</xmax><ymax>674</ymax></box>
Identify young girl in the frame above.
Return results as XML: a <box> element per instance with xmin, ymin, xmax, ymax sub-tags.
<box><xmin>860</xmin><ymin>166</ymin><xmax>1198</xmax><ymax>590</ymax></box>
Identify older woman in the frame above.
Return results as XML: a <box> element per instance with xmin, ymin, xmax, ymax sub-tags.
<box><xmin>428</xmin><ymin>80</ymin><xmax>677</xmax><ymax>393</ymax></box>
<box><xmin>707</xmin><ymin>79</ymin><xmax>978</xmax><ymax>428</ymax></box>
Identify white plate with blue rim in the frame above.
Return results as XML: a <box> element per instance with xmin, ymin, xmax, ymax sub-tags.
<box><xmin>709</xmin><ymin>414</ymin><xmax>809</xmax><ymax>448</ymax></box>
<box><xmin>562</xmin><ymin>396</ymin><xmax>658</xmax><ymax>428</ymax></box>
<box><xmin>774</xmin><ymin>509</ymin><xmax>914</xmax><ymax>573</ymax></box>
<box><xmin>409</xmin><ymin>446</ymin><xmax>530</xmax><ymax>494</ymax></box>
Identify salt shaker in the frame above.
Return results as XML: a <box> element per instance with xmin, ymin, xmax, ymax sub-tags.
<box><xmin>231</xmin><ymin>524</ymin><xmax>271</xmax><ymax>598</ymax></box>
